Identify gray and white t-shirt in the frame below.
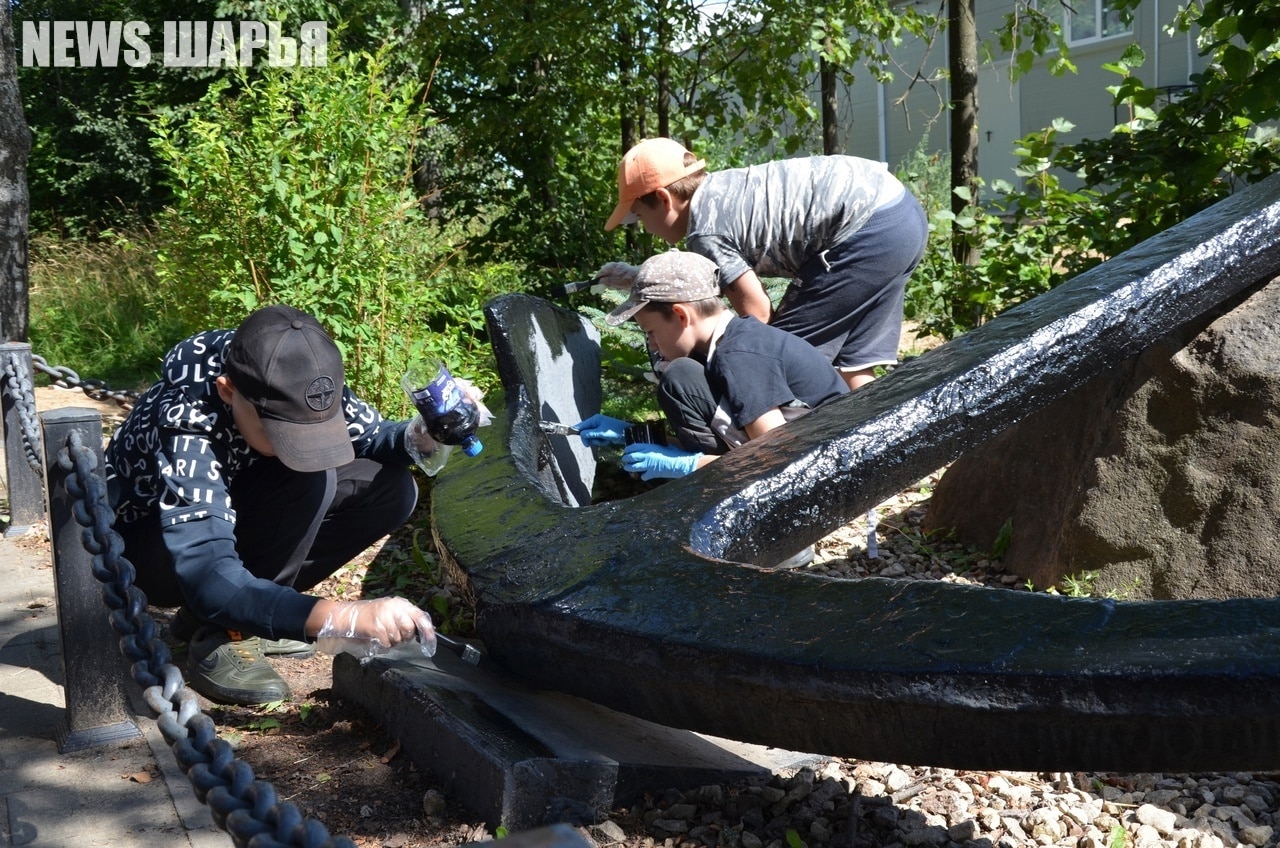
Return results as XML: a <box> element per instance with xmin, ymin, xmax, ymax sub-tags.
<box><xmin>686</xmin><ymin>155</ymin><xmax>906</xmax><ymax>284</ymax></box>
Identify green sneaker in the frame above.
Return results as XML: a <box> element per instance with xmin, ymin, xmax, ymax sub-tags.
<box><xmin>186</xmin><ymin>627</ymin><xmax>291</xmax><ymax>705</ymax></box>
<box><xmin>171</xmin><ymin>607</ymin><xmax>316</xmax><ymax>659</ymax></box>
<box><xmin>260</xmin><ymin>636</ymin><xmax>317</xmax><ymax>659</ymax></box>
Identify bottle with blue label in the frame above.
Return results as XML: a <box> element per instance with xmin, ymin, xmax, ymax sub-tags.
<box><xmin>402</xmin><ymin>359</ymin><xmax>483</xmax><ymax>476</ymax></box>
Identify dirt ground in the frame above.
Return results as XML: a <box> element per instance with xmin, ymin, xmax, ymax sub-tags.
<box><xmin>174</xmin><ymin>612</ymin><xmax>499</xmax><ymax>847</ymax></box>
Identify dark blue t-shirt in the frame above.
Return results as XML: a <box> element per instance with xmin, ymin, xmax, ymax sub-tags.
<box><xmin>706</xmin><ymin>315</ymin><xmax>848</xmax><ymax>434</ymax></box>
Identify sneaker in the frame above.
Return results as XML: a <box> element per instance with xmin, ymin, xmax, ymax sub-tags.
<box><xmin>171</xmin><ymin>607</ymin><xmax>316</xmax><ymax>659</ymax></box>
<box><xmin>260</xmin><ymin>636</ymin><xmax>317</xmax><ymax>659</ymax></box>
<box><xmin>771</xmin><ymin>545</ymin><xmax>816</xmax><ymax>570</ymax></box>
<box><xmin>186</xmin><ymin>626</ymin><xmax>291</xmax><ymax>705</ymax></box>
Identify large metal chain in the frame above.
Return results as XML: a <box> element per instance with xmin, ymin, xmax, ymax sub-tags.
<box><xmin>31</xmin><ymin>353</ymin><xmax>140</xmax><ymax>409</ymax></box>
<box><xmin>57</xmin><ymin>430</ymin><xmax>357</xmax><ymax>848</ymax></box>
<box><xmin>2</xmin><ymin>349</ymin><xmax>46</xmax><ymax>475</ymax></box>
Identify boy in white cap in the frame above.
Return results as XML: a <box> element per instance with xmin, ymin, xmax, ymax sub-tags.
<box><xmin>106</xmin><ymin>304</ymin><xmax>440</xmax><ymax>705</ymax></box>
<box><xmin>598</xmin><ymin>137</ymin><xmax>927</xmax><ymax>392</ymax></box>
<box><xmin>575</xmin><ymin>250</ymin><xmax>848</xmax><ymax>480</ymax></box>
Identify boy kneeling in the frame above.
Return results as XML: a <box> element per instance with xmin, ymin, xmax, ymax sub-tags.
<box><xmin>577</xmin><ymin>250</ymin><xmax>849</xmax><ymax>480</ymax></box>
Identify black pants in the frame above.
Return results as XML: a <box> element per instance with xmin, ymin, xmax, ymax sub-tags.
<box><xmin>656</xmin><ymin>357</ymin><xmax>733</xmax><ymax>455</ymax></box>
<box><xmin>119</xmin><ymin>457</ymin><xmax>418</xmax><ymax>608</ymax></box>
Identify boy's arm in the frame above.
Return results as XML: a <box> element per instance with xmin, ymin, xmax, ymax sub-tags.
<box><xmin>725</xmin><ymin>270</ymin><xmax>774</xmax><ymax>324</ymax></box>
<box><xmin>744</xmin><ymin>407</ymin><xmax>787</xmax><ymax>440</ymax></box>
<box><xmin>344</xmin><ymin>387</ymin><xmax>414</xmax><ymax>466</ymax></box>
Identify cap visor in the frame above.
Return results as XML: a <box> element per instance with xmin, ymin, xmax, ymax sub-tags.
<box><xmin>262</xmin><ymin>413</ymin><xmax>355</xmax><ymax>473</ymax></box>
<box><xmin>605</xmin><ymin>201</ymin><xmax>635</xmax><ymax>231</ymax></box>
<box><xmin>605</xmin><ymin>297</ymin><xmax>646</xmax><ymax>326</ymax></box>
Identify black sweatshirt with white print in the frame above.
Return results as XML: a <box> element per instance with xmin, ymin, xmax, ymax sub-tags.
<box><xmin>105</xmin><ymin>328</ymin><xmax>412</xmax><ymax>640</ymax></box>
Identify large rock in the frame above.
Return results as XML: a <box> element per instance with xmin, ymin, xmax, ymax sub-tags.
<box><xmin>925</xmin><ymin>277</ymin><xmax>1280</xmax><ymax>600</ymax></box>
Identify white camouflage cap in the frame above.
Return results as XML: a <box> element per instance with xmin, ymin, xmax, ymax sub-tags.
<box><xmin>606</xmin><ymin>250</ymin><xmax>721</xmax><ymax>325</ymax></box>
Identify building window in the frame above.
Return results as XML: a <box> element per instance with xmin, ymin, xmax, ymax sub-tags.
<box><xmin>1066</xmin><ymin>0</ymin><xmax>1132</xmax><ymax>44</ymax></box>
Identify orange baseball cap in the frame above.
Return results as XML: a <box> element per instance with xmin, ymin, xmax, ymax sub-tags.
<box><xmin>604</xmin><ymin>138</ymin><xmax>707</xmax><ymax>231</ymax></box>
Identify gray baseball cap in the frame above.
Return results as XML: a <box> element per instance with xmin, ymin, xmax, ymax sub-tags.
<box><xmin>606</xmin><ymin>250</ymin><xmax>721</xmax><ymax>326</ymax></box>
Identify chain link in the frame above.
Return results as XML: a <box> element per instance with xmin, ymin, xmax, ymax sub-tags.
<box><xmin>57</xmin><ymin>429</ymin><xmax>357</xmax><ymax>848</ymax></box>
<box><xmin>31</xmin><ymin>353</ymin><xmax>140</xmax><ymax>409</ymax></box>
<box><xmin>2</xmin><ymin>350</ymin><xmax>46</xmax><ymax>475</ymax></box>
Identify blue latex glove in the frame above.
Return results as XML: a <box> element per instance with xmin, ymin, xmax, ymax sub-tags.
<box><xmin>622</xmin><ymin>443</ymin><xmax>703</xmax><ymax>480</ymax></box>
<box><xmin>574</xmin><ymin>413</ymin><xmax>631</xmax><ymax>447</ymax></box>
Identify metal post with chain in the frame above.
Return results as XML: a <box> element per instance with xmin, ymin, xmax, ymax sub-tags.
<box><xmin>53</xmin><ymin>412</ymin><xmax>360</xmax><ymax>848</ymax></box>
<box><xmin>0</xmin><ymin>344</ymin><xmax>141</xmax><ymax>536</ymax></box>
<box><xmin>1</xmin><ymin>342</ymin><xmax>46</xmax><ymax>534</ymax></box>
<box><xmin>41</xmin><ymin>407</ymin><xmax>141</xmax><ymax>752</ymax></box>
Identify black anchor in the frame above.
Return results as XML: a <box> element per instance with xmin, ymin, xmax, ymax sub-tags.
<box><xmin>433</xmin><ymin>173</ymin><xmax>1280</xmax><ymax>773</ymax></box>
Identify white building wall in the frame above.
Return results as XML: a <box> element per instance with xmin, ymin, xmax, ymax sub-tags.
<box><xmin>833</xmin><ymin>0</ymin><xmax>1207</xmax><ymax>184</ymax></box>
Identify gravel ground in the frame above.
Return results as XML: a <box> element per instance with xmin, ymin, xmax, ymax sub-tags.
<box><xmin>605</xmin><ymin>762</ymin><xmax>1280</xmax><ymax>848</ymax></box>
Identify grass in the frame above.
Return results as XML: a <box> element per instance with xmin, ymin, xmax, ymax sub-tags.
<box><xmin>28</xmin><ymin>231</ymin><xmax>189</xmax><ymax>392</ymax></box>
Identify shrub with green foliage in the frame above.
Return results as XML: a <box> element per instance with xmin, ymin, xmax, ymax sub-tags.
<box><xmin>902</xmin><ymin>26</ymin><xmax>1280</xmax><ymax>342</ymax></box>
<box><xmin>149</xmin><ymin>41</ymin><xmax>512</xmax><ymax>412</ymax></box>
<box><xmin>899</xmin><ymin>132</ymin><xmax>1092</xmax><ymax>340</ymax></box>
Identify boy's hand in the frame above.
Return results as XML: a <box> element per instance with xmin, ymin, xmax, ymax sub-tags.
<box><xmin>595</xmin><ymin>261</ymin><xmax>640</xmax><ymax>290</ymax></box>
<box><xmin>574</xmin><ymin>413</ymin><xmax>630</xmax><ymax>447</ymax></box>
<box><xmin>315</xmin><ymin>597</ymin><xmax>437</xmax><ymax>659</ymax></box>
<box><xmin>622</xmin><ymin>443</ymin><xmax>703</xmax><ymax>480</ymax></box>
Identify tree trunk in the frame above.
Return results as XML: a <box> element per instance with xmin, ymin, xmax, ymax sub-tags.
<box><xmin>821</xmin><ymin>53</ymin><xmax>839</xmax><ymax>155</ymax></box>
<box><xmin>0</xmin><ymin>0</ymin><xmax>32</xmax><ymax>344</ymax></box>
<box><xmin>948</xmin><ymin>0</ymin><xmax>979</xmax><ymax>267</ymax></box>
<box><xmin>619</xmin><ymin>21</ymin><xmax>637</xmax><ymax>152</ymax></box>
<box><xmin>656</xmin><ymin>10</ymin><xmax>670</xmax><ymax>138</ymax></box>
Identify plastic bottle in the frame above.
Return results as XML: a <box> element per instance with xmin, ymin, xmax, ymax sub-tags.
<box><xmin>402</xmin><ymin>360</ymin><xmax>483</xmax><ymax>477</ymax></box>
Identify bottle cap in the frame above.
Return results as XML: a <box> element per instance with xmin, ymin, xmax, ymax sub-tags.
<box><xmin>462</xmin><ymin>436</ymin><xmax>483</xmax><ymax>457</ymax></box>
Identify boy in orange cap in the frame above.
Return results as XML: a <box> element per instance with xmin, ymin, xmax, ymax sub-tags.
<box><xmin>598</xmin><ymin>137</ymin><xmax>927</xmax><ymax>392</ymax></box>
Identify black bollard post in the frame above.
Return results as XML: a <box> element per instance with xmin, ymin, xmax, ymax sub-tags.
<box><xmin>41</xmin><ymin>407</ymin><xmax>141</xmax><ymax>753</ymax></box>
<box><xmin>1</xmin><ymin>342</ymin><xmax>46</xmax><ymax>535</ymax></box>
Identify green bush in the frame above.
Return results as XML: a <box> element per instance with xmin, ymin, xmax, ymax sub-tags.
<box><xmin>902</xmin><ymin>40</ymin><xmax>1280</xmax><ymax>341</ymax></box>
<box><xmin>898</xmin><ymin>130</ymin><xmax>1092</xmax><ymax>340</ymax></box>
<box><xmin>149</xmin><ymin>40</ymin><xmax>506</xmax><ymax>412</ymax></box>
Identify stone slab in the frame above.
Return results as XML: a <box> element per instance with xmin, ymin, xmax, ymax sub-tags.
<box><xmin>332</xmin><ymin>646</ymin><xmax>822</xmax><ymax>830</ymax></box>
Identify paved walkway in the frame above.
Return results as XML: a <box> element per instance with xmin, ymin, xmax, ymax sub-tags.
<box><xmin>0</xmin><ymin>525</ymin><xmax>232</xmax><ymax>848</ymax></box>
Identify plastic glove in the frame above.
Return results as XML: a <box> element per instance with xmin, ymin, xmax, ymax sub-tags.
<box><xmin>453</xmin><ymin>376</ymin><xmax>494</xmax><ymax>426</ymax></box>
<box><xmin>574</xmin><ymin>413</ymin><xmax>631</xmax><ymax>447</ymax></box>
<box><xmin>595</xmin><ymin>261</ymin><xmax>640</xmax><ymax>291</ymax></box>
<box><xmin>316</xmin><ymin>597</ymin><xmax>437</xmax><ymax>662</ymax></box>
<box><xmin>622</xmin><ymin>442</ymin><xmax>703</xmax><ymax>480</ymax></box>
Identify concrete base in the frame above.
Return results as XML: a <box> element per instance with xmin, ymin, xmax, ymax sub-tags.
<box><xmin>332</xmin><ymin>645</ymin><xmax>822</xmax><ymax>831</ymax></box>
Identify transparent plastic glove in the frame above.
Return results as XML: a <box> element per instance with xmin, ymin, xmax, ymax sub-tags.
<box><xmin>453</xmin><ymin>377</ymin><xmax>494</xmax><ymax>427</ymax></box>
<box><xmin>622</xmin><ymin>443</ymin><xmax>703</xmax><ymax>480</ymax></box>
<box><xmin>316</xmin><ymin>597</ymin><xmax>437</xmax><ymax>663</ymax></box>
<box><xmin>574</xmin><ymin>413</ymin><xmax>631</xmax><ymax>447</ymax></box>
<box><xmin>595</xmin><ymin>261</ymin><xmax>640</xmax><ymax>291</ymax></box>
<box><xmin>405</xmin><ymin>415</ymin><xmax>450</xmax><ymax>477</ymax></box>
